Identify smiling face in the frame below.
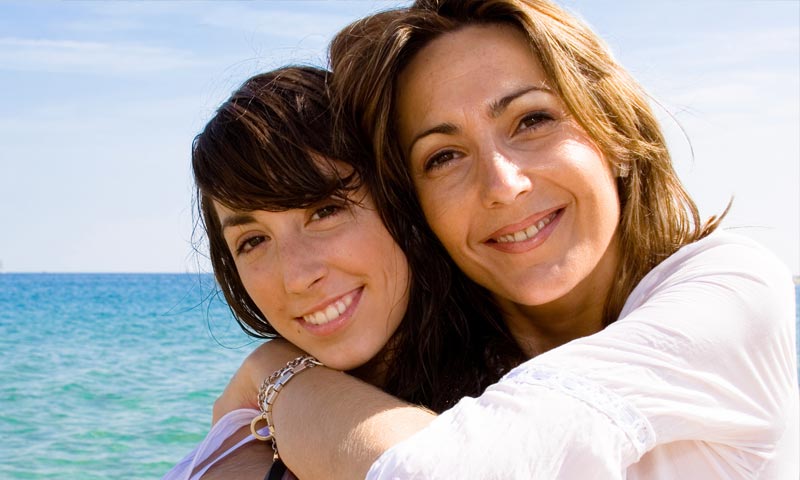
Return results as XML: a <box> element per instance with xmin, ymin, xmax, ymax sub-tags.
<box><xmin>396</xmin><ymin>24</ymin><xmax>621</xmax><ymax>324</ymax></box>
<box><xmin>216</xmin><ymin>185</ymin><xmax>410</xmax><ymax>372</ymax></box>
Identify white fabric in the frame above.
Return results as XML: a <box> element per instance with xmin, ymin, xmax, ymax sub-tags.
<box><xmin>162</xmin><ymin>408</ymin><xmax>263</xmax><ymax>480</ymax></box>
<box><xmin>367</xmin><ymin>232</ymin><xmax>799</xmax><ymax>479</ymax></box>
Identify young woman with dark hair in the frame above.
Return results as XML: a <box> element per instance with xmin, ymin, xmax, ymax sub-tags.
<box><xmin>164</xmin><ymin>65</ymin><xmax>521</xmax><ymax>479</ymax></box>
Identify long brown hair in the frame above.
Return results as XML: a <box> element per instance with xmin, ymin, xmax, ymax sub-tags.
<box><xmin>329</xmin><ymin>0</ymin><xmax>725</xmax><ymax>326</ymax></box>
<box><xmin>192</xmin><ymin>66</ymin><xmax>521</xmax><ymax>411</ymax></box>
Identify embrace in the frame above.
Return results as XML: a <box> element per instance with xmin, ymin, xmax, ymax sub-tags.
<box><xmin>166</xmin><ymin>1</ymin><xmax>799</xmax><ymax>479</ymax></box>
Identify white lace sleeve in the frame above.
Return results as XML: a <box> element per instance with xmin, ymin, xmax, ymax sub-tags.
<box><xmin>367</xmin><ymin>366</ymin><xmax>650</xmax><ymax>479</ymax></box>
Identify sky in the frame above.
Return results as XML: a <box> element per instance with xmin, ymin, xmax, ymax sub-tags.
<box><xmin>0</xmin><ymin>0</ymin><xmax>797</xmax><ymax>274</ymax></box>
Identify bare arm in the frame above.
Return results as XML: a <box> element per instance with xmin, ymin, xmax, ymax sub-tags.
<box><xmin>214</xmin><ymin>340</ymin><xmax>436</xmax><ymax>480</ymax></box>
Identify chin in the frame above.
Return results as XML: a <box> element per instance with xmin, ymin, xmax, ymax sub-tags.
<box><xmin>319</xmin><ymin>351</ymin><xmax>373</xmax><ymax>373</ymax></box>
<box><xmin>502</xmin><ymin>280</ymin><xmax>570</xmax><ymax>306</ymax></box>
<box><xmin>317</xmin><ymin>357</ymin><xmax>356</xmax><ymax>371</ymax></box>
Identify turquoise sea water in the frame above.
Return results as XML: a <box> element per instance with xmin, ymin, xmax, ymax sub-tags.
<box><xmin>1</xmin><ymin>274</ymin><xmax>799</xmax><ymax>479</ymax></box>
<box><xmin>0</xmin><ymin>274</ymin><xmax>253</xmax><ymax>479</ymax></box>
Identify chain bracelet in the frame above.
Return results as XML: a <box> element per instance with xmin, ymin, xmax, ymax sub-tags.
<box><xmin>250</xmin><ymin>354</ymin><xmax>322</xmax><ymax>460</ymax></box>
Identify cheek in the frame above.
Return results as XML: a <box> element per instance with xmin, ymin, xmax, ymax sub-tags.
<box><xmin>382</xmin><ymin>237</ymin><xmax>412</xmax><ymax>294</ymax></box>
<box><xmin>355</xmin><ymin>219</ymin><xmax>412</xmax><ymax>288</ymax></box>
<box><xmin>573</xmin><ymin>157</ymin><xmax>621</xmax><ymax>242</ymax></box>
<box><xmin>360</xmin><ymin>233</ymin><xmax>411</xmax><ymax>335</ymax></box>
<box><xmin>415</xmin><ymin>181</ymin><xmax>465</xmax><ymax>244</ymax></box>
<box><xmin>560</xmin><ymin>141</ymin><xmax>618</xmax><ymax>205</ymax></box>
<box><xmin>238</xmin><ymin>264</ymin><xmax>280</xmax><ymax>315</ymax></box>
<box><xmin>588</xmin><ymin>159</ymin><xmax>620</xmax><ymax>219</ymax></box>
<box><xmin>391</xmin><ymin>253</ymin><xmax>411</xmax><ymax>314</ymax></box>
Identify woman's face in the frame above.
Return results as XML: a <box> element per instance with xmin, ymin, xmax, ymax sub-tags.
<box><xmin>396</xmin><ymin>24</ymin><xmax>621</xmax><ymax>312</ymax></box>
<box><xmin>216</xmin><ymin>182</ymin><xmax>410</xmax><ymax>372</ymax></box>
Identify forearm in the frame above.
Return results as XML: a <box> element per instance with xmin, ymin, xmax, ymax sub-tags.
<box><xmin>216</xmin><ymin>340</ymin><xmax>435</xmax><ymax>479</ymax></box>
<box><xmin>273</xmin><ymin>366</ymin><xmax>435</xmax><ymax>480</ymax></box>
<box><xmin>212</xmin><ymin>340</ymin><xmax>436</xmax><ymax>479</ymax></box>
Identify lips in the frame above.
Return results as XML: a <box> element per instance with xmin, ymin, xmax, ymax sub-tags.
<box><xmin>300</xmin><ymin>288</ymin><xmax>360</xmax><ymax>326</ymax></box>
<box><xmin>495</xmin><ymin>211</ymin><xmax>558</xmax><ymax>243</ymax></box>
<box><xmin>486</xmin><ymin>206</ymin><xmax>564</xmax><ymax>245</ymax></box>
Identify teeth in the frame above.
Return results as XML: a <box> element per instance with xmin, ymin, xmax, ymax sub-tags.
<box><xmin>324</xmin><ymin>304</ymin><xmax>338</xmax><ymax>319</ymax></box>
<box><xmin>496</xmin><ymin>212</ymin><xmax>556</xmax><ymax>244</ymax></box>
<box><xmin>302</xmin><ymin>291</ymin><xmax>355</xmax><ymax>325</ymax></box>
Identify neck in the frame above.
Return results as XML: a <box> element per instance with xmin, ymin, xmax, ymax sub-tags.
<box><xmin>498</xmin><ymin>294</ymin><xmax>606</xmax><ymax>357</ymax></box>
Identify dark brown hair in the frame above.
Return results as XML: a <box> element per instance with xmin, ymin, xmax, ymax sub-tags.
<box><xmin>329</xmin><ymin>0</ymin><xmax>725</xmax><ymax>327</ymax></box>
<box><xmin>192</xmin><ymin>65</ymin><xmax>521</xmax><ymax>411</ymax></box>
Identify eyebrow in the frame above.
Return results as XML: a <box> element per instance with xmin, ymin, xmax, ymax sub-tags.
<box><xmin>406</xmin><ymin>85</ymin><xmax>553</xmax><ymax>153</ymax></box>
<box><xmin>489</xmin><ymin>85</ymin><xmax>551</xmax><ymax>118</ymax></box>
<box><xmin>407</xmin><ymin>123</ymin><xmax>459</xmax><ymax>154</ymax></box>
<box><xmin>220</xmin><ymin>212</ymin><xmax>257</xmax><ymax>231</ymax></box>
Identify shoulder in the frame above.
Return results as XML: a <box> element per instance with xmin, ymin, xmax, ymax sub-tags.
<box><xmin>522</xmin><ymin>232</ymin><xmax>797</xmax><ymax>455</ymax></box>
<box><xmin>676</xmin><ymin>231</ymin><xmax>785</xmax><ymax>268</ymax></box>
<box><xmin>645</xmin><ymin>231</ymin><xmax>788</xmax><ymax>285</ymax></box>
<box><xmin>620</xmin><ymin>231</ymin><xmax>794</xmax><ymax>319</ymax></box>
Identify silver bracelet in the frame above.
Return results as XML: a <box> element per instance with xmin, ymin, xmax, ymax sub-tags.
<box><xmin>250</xmin><ymin>354</ymin><xmax>322</xmax><ymax>460</ymax></box>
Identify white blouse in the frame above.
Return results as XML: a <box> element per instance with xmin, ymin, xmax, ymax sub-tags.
<box><xmin>367</xmin><ymin>232</ymin><xmax>799</xmax><ymax>479</ymax></box>
<box><xmin>163</xmin><ymin>408</ymin><xmax>262</xmax><ymax>480</ymax></box>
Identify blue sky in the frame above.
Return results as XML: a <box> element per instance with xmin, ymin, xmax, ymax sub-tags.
<box><xmin>0</xmin><ymin>1</ymin><xmax>797</xmax><ymax>274</ymax></box>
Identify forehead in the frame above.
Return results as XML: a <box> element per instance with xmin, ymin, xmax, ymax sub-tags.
<box><xmin>398</xmin><ymin>23</ymin><xmax>546</xmax><ymax>104</ymax></box>
<box><xmin>395</xmin><ymin>24</ymin><xmax>552</xmax><ymax>143</ymax></box>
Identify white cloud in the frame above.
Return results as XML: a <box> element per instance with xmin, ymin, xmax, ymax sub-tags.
<box><xmin>195</xmin><ymin>6</ymin><xmax>355</xmax><ymax>38</ymax></box>
<box><xmin>0</xmin><ymin>37</ymin><xmax>207</xmax><ymax>74</ymax></box>
<box><xmin>61</xmin><ymin>1</ymin><xmax>391</xmax><ymax>44</ymax></box>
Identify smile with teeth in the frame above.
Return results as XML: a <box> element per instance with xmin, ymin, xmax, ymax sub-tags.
<box><xmin>495</xmin><ymin>212</ymin><xmax>557</xmax><ymax>244</ymax></box>
<box><xmin>302</xmin><ymin>290</ymin><xmax>357</xmax><ymax>325</ymax></box>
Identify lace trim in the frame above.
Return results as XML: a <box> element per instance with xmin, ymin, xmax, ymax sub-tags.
<box><xmin>503</xmin><ymin>364</ymin><xmax>656</xmax><ymax>457</ymax></box>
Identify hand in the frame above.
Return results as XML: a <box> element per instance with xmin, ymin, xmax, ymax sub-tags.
<box><xmin>212</xmin><ymin>339</ymin><xmax>306</xmax><ymax>424</ymax></box>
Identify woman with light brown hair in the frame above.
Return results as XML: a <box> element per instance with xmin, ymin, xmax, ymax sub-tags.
<box><xmin>213</xmin><ymin>1</ymin><xmax>798</xmax><ymax>478</ymax></box>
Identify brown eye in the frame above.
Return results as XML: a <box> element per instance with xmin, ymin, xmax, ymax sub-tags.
<box><xmin>310</xmin><ymin>204</ymin><xmax>344</xmax><ymax>222</ymax></box>
<box><xmin>424</xmin><ymin>149</ymin><xmax>459</xmax><ymax>172</ymax></box>
<box><xmin>237</xmin><ymin>235</ymin><xmax>266</xmax><ymax>255</ymax></box>
<box><xmin>517</xmin><ymin>111</ymin><xmax>554</xmax><ymax>133</ymax></box>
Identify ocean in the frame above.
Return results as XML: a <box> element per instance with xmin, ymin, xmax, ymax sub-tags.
<box><xmin>0</xmin><ymin>274</ymin><xmax>253</xmax><ymax>479</ymax></box>
<box><xmin>1</xmin><ymin>273</ymin><xmax>798</xmax><ymax>479</ymax></box>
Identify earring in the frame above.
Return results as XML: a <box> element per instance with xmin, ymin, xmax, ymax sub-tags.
<box><xmin>614</xmin><ymin>163</ymin><xmax>629</xmax><ymax>178</ymax></box>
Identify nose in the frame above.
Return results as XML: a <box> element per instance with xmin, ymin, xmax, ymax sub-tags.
<box><xmin>278</xmin><ymin>239</ymin><xmax>328</xmax><ymax>295</ymax></box>
<box><xmin>478</xmin><ymin>149</ymin><xmax>532</xmax><ymax>208</ymax></box>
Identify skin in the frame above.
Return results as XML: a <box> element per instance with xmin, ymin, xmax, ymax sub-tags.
<box><xmin>397</xmin><ymin>24</ymin><xmax>621</xmax><ymax>355</ymax></box>
<box><xmin>210</xmin><ymin>24</ymin><xmax>628</xmax><ymax>480</ymax></box>
<box><xmin>216</xmin><ymin>184</ymin><xmax>410</xmax><ymax>373</ymax></box>
<box><xmin>195</xmin><ymin>179</ymin><xmax>411</xmax><ymax>478</ymax></box>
